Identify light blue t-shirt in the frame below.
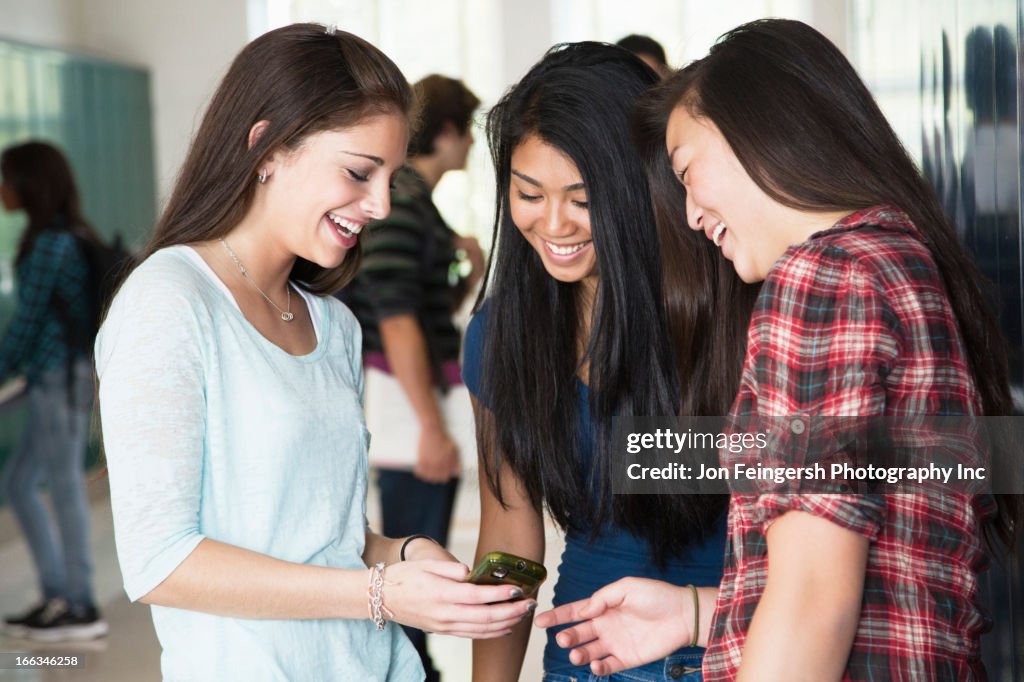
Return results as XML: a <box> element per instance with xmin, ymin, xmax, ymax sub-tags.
<box><xmin>95</xmin><ymin>246</ymin><xmax>422</xmax><ymax>681</ymax></box>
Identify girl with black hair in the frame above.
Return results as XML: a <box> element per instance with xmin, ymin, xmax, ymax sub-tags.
<box><xmin>538</xmin><ymin>19</ymin><xmax>1018</xmax><ymax>682</ymax></box>
<box><xmin>467</xmin><ymin>42</ymin><xmax>754</xmax><ymax>681</ymax></box>
<box><xmin>0</xmin><ymin>141</ymin><xmax>108</xmax><ymax>641</ymax></box>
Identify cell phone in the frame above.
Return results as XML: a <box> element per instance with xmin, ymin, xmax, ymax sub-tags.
<box><xmin>466</xmin><ymin>551</ymin><xmax>547</xmax><ymax>599</ymax></box>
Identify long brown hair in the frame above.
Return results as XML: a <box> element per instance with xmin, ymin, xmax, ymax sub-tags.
<box><xmin>633</xmin><ymin>83</ymin><xmax>761</xmax><ymax>419</ymax></box>
<box><xmin>139</xmin><ymin>23</ymin><xmax>412</xmax><ymax>295</ymax></box>
<box><xmin>655</xmin><ymin>18</ymin><xmax>1018</xmax><ymax>548</ymax></box>
<box><xmin>1</xmin><ymin>141</ymin><xmax>101</xmax><ymax>263</ymax></box>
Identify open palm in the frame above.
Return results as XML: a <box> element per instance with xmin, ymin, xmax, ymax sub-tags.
<box><xmin>534</xmin><ymin>577</ymin><xmax>693</xmax><ymax>676</ymax></box>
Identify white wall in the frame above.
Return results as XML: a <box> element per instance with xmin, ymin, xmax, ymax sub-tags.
<box><xmin>809</xmin><ymin>0</ymin><xmax>850</xmax><ymax>56</ymax></box>
<box><xmin>75</xmin><ymin>0</ymin><xmax>250</xmax><ymax>206</ymax></box>
<box><xmin>1</xmin><ymin>0</ymin><xmax>249</xmax><ymax>208</ymax></box>
<box><xmin>499</xmin><ymin>0</ymin><xmax>554</xmax><ymax>87</ymax></box>
<box><xmin>0</xmin><ymin>0</ymin><xmax>82</xmax><ymax>48</ymax></box>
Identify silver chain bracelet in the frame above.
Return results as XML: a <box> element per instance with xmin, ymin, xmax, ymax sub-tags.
<box><xmin>367</xmin><ymin>562</ymin><xmax>393</xmax><ymax>631</ymax></box>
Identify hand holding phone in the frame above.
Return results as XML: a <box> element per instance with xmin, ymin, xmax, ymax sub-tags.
<box><xmin>466</xmin><ymin>551</ymin><xmax>547</xmax><ymax>600</ymax></box>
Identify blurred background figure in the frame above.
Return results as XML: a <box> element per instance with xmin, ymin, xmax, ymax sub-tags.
<box><xmin>0</xmin><ymin>141</ymin><xmax>107</xmax><ymax>642</ymax></box>
<box><xmin>344</xmin><ymin>74</ymin><xmax>485</xmax><ymax>682</ymax></box>
<box><xmin>616</xmin><ymin>33</ymin><xmax>672</xmax><ymax>78</ymax></box>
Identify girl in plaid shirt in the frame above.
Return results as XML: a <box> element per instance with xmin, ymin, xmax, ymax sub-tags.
<box><xmin>537</xmin><ymin>19</ymin><xmax>1018</xmax><ymax>682</ymax></box>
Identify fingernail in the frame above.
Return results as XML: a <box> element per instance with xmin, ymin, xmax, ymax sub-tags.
<box><xmin>510</xmin><ymin>588</ymin><xmax>524</xmax><ymax>599</ymax></box>
<box><xmin>526</xmin><ymin>601</ymin><xmax>537</xmax><ymax>611</ymax></box>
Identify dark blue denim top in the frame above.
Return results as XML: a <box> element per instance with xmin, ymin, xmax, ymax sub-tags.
<box><xmin>463</xmin><ymin>304</ymin><xmax>726</xmax><ymax>675</ymax></box>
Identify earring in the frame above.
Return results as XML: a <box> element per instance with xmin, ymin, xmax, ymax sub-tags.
<box><xmin>257</xmin><ymin>169</ymin><xmax>268</xmax><ymax>184</ymax></box>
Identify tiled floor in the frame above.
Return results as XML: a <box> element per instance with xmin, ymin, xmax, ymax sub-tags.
<box><xmin>0</xmin><ymin>470</ymin><xmax>564</xmax><ymax>681</ymax></box>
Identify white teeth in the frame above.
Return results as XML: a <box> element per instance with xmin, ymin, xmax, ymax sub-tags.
<box><xmin>546</xmin><ymin>240</ymin><xmax>589</xmax><ymax>256</ymax></box>
<box><xmin>712</xmin><ymin>222</ymin><xmax>727</xmax><ymax>247</ymax></box>
<box><xmin>327</xmin><ymin>213</ymin><xmax>363</xmax><ymax>235</ymax></box>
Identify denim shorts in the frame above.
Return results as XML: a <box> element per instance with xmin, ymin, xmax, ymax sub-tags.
<box><xmin>542</xmin><ymin>650</ymin><xmax>703</xmax><ymax>682</ymax></box>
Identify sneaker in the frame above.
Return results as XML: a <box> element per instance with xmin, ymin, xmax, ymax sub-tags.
<box><xmin>2</xmin><ymin>600</ymin><xmax>51</xmax><ymax>637</ymax></box>
<box><xmin>23</xmin><ymin>599</ymin><xmax>109</xmax><ymax>642</ymax></box>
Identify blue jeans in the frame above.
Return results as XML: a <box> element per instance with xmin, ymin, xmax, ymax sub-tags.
<box><xmin>542</xmin><ymin>650</ymin><xmax>704</xmax><ymax>682</ymax></box>
<box><xmin>377</xmin><ymin>468</ymin><xmax>459</xmax><ymax>682</ymax></box>
<box><xmin>1</xmin><ymin>360</ymin><xmax>95</xmax><ymax>608</ymax></box>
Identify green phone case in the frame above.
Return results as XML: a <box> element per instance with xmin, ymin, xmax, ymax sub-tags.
<box><xmin>466</xmin><ymin>551</ymin><xmax>547</xmax><ymax>599</ymax></box>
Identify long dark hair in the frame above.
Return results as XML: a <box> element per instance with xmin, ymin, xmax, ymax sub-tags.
<box><xmin>476</xmin><ymin>42</ymin><xmax>752</xmax><ymax>565</ymax></box>
<box><xmin>1</xmin><ymin>141</ymin><xmax>101</xmax><ymax>263</ymax></box>
<box><xmin>138</xmin><ymin>23</ymin><xmax>412</xmax><ymax>295</ymax></box>
<box><xmin>633</xmin><ymin>82</ymin><xmax>761</xmax><ymax>419</ymax></box>
<box><xmin>660</xmin><ymin>18</ymin><xmax>1018</xmax><ymax>547</ymax></box>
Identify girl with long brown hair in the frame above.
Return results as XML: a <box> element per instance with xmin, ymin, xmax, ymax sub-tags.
<box><xmin>95</xmin><ymin>24</ymin><xmax>532</xmax><ymax>680</ymax></box>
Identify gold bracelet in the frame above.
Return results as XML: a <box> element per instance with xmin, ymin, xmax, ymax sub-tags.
<box><xmin>687</xmin><ymin>584</ymin><xmax>700</xmax><ymax>648</ymax></box>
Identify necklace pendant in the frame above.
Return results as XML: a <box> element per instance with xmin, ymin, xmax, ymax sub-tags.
<box><xmin>281</xmin><ymin>311</ymin><xmax>294</xmax><ymax>322</ymax></box>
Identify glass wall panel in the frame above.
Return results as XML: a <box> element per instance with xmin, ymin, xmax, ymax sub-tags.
<box><xmin>854</xmin><ymin>2</ymin><xmax>1023</xmax><ymax>678</ymax></box>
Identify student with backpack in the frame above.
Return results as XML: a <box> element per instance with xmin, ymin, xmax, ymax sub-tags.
<box><xmin>0</xmin><ymin>140</ymin><xmax>109</xmax><ymax>641</ymax></box>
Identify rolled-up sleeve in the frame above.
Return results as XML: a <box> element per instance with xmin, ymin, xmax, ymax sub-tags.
<box><xmin>738</xmin><ymin>246</ymin><xmax>900</xmax><ymax>541</ymax></box>
<box><xmin>753</xmin><ymin>492</ymin><xmax>886</xmax><ymax>539</ymax></box>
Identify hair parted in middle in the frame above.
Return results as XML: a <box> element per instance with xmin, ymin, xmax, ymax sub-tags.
<box><xmin>139</xmin><ymin>23</ymin><xmax>413</xmax><ymax>296</ymax></box>
<box><xmin>475</xmin><ymin>41</ymin><xmax>755</xmax><ymax>566</ymax></box>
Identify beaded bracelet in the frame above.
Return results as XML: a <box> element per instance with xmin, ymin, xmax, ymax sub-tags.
<box><xmin>367</xmin><ymin>562</ymin><xmax>394</xmax><ymax>631</ymax></box>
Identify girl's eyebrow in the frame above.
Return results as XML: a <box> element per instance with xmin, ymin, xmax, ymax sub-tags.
<box><xmin>512</xmin><ymin>169</ymin><xmax>585</xmax><ymax>191</ymax></box>
<box><xmin>341</xmin><ymin>151</ymin><xmax>384</xmax><ymax>166</ymax></box>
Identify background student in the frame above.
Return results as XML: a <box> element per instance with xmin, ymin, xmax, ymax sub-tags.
<box><xmin>0</xmin><ymin>141</ymin><xmax>108</xmax><ymax>641</ymax></box>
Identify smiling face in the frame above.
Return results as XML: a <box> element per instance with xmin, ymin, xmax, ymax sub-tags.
<box><xmin>509</xmin><ymin>135</ymin><xmax>595</xmax><ymax>286</ymax></box>
<box><xmin>666</xmin><ymin>105</ymin><xmax>789</xmax><ymax>283</ymax></box>
<box><xmin>261</xmin><ymin>113</ymin><xmax>409</xmax><ymax>269</ymax></box>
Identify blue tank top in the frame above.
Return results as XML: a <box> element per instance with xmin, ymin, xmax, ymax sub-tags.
<box><xmin>463</xmin><ymin>304</ymin><xmax>726</xmax><ymax>674</ymax></box>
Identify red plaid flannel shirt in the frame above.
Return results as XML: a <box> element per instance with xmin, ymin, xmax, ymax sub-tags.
<box><xmin>703</xmin><ymin>206</ymin><xmax>993</xmax><ymax>682</ymax></box>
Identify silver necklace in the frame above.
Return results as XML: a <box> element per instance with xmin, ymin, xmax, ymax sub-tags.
<box><xmin>219</xmin><ymin>238</ymin><xmax>294</xmax><ymax>322</ymax></box>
